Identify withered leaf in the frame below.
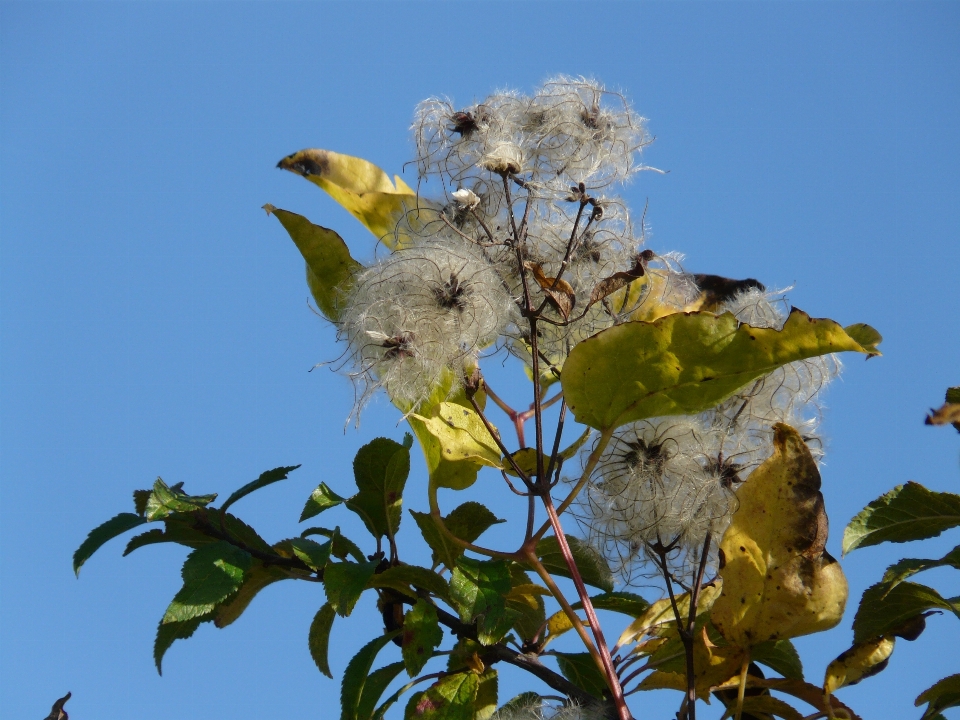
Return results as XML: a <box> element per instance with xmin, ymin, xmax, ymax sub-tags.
<box><xmin>524</xmin><ymin>262</ymin><xmax>576</xmax><ymax>320</ymax></box>
<box><xmin>587</xmin><ymin>256</ymin><xmax>647</xmax><ymax>308</ymax></box>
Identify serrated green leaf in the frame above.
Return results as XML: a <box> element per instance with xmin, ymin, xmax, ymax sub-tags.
<box><xmin>853</xmin><ymin>581</ymin><xmax>960</xmax><ymax>643</ymax></box>
<box><xmin>562</xmin><ymin>308</ymin><xmax>877</xmax><ymax>431</ymax></box>
<box><xmin>408</xmin><ymin>403</ymin><xmax>502</xmax><ymax>491</ymax></box>
<box><xmin>410</xmin><ymin>503</ymin><xmax>504</xmax><ymax>570</ymax></box>
<box><xmin>154</xmin><ymin>616</ymin><xmax>203</xmax><ymax>674</ymax></box>
<box><xmin>309</xmin><ymin>603</ymin><xmax>336</xmax><ymax>678</ymax></box>
<box><xmin>947</xmin><ymin>387</ymin><xmax>960</xmax><ymax>404</ymax></box>
<box><xmin>554</xmin><ymin>652</ymin><xmax>608</xmax><ymax>699</ymax></box>
<box><xmin>300</xmin><ymin>482</ymin><xmax>347</xmax><ymax>523</ymax></box>
<box><xmin>162</xmin><ymin>541</ymin><xmax>251</xmax><ymax>623</ymax></box>
<box><xmin>475</xmin><ymin>669</ymin><xmax>498</xmax><ymax>720</ymax></box>
<box><xmin>302</xmin><ymin>526</ymin><xmax>366</xmax><ymax>562</ymax></box>
<box><xmin>122</xmin><ymin>513</ymin><xmax>216</xmax><ymax>555</ymax></box>
<box><xmin>214</xmin><ymin>561</ymin><xmax>291</xmax><ymax>628</ymax></box>
<box><xmin>535</xmin><ymin>535</ymin><xmax>614</xmax><ymax>593</ymax></box>
<box><xmin>447</xmin><ymin>637</ymin><xmax>484</xmax><ymax>673</ymax></box>
<box><xmin>405</xmin><ymin>671</ymin><xmax>478</xmax><ymax>720</ymax></box>
<box><xmin>402</xmin><ymin>599</ymin><xmax>443</xmax><ymax>677</ymax></box>
<box><xmin>325</xmin><ymin>561</ymin><xmax>379</xmax><ymax>617</ymax></box>
<box><xmin>358</xmin><ymin>662</ymin><xmax>407</xmax><ymax>720</ymax></box>
<box><xmin>571</xmin><ymin>591</ymin><xmax>649</xmax><ymax>618</ymax></box>
<box><xmin>288</xmin><ymin>537</ymin><xmax>334</xmax><ymax>571</ymax></box>
<box><xmin>373</xmin><ymin>676</ymin><xmax>432</xmax><ymax>720</ymax></box>
<box><xmin>751</xmin><ymin>639</ymin><xmax>804</xmax><ymax>680</ymax></box>
<box><xmin>368</xmin><ymin>564</ymin><xmax>451</xmax><ymax>604</ymax></box>
<box><xmin>450</xmin><ymin>557</ymin><xmax>512</xmax><ymax>645</ymax></box>
<box><xmin>917</xmin><ymin>674</ymin><xmax>960</xmax><ymax>720</ymax></box>
<box><xmin>341</xmin><ymin>631</ymin><xmax>401</xmax><ymax>720</ymax></box>
<box><xmin>133</xmin><ymin>489</ymin><xmax>152</xmax><ymax>516</ymax></box>
<box><xmin>73</xmin><ymin>512</ymin><xmax>146</xmax><ymax>575</ymax></box>
<box><xmin>843</xmin><ymin>482</ymin><xmax>960</xmax><ymax>554</ymax></box>
<box><xmin>265</xmin><ymin>205</ymin><xmax>363</xmax><ymax>320</ymax></box>
<box><xmin>144</xmin><ymin>478</ymin><xmax>217</xmax><ymax>521</ymax></box>
<box><xmin>879</xmin><ymin>545</ymin><xmax>960</xmax><ymax>597</ymax></box>
<box><xmin>346</xmin><ymin>437</ymin><xmax>410</xmax><ymax>541</ymax></box>
<box><xmin>220</xmin><ymin>465</ymin><xmax>300</xmax><ymax>515</ymax></box>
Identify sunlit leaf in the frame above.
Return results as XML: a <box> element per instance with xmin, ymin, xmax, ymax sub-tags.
<box><xmin>219</xmin><ymin>465</ymin><xmax>300</xmax><ymax>516</ymax></box>
<box><xmin>562</xmin><ymin>308</ymin><xmax>877</xmax><ymax>430</ymax></box>
<box><xmin>843</xmin><ymin>323</ymin><xmax>883</xmax><ymax>358</ymax></box>
<box><xmin>161</xmin><ymin>541</ymin><xmax>250</xmax><ymax>624</ymax></box>
<box><xmin>737</xmin><ymin>696</ymin><xmax>804</xmax><ymax>720</ymax></box>
<box><xmin>301</xmin><ymin>526</ymin><xmax>366</xmax><ymax>562</ymax></box>
<box><xmin>534</xmin><ymin>535</ymin><xmax>614</xmax><ymax>593</ymax></box>
<box><xmin>300</xmin><ymin>482</ymin><xmax>347</xmax><ymax>523</ymax></box>
<box><xmin>405</xmin><ymin>671</ymin><xmax>478</xmax><ymax>720</ymax></box>
<box><xmin>916</xmin><ymin>674</ymin><xmax>960</xmax><ymax>720</ymax></box>
<box><xmin>475</xmin><ymin>669</ymin><xmax>498</xmax><ymax>720</ymax></box>
<box><xmin>341</xmin><ymin>632</ymin><xmax>401</xmax><ymax>720</ymax></box>
<box><xmin>73</xmin><ymin>512</ymin><xmax>146</xmax><ymax>576</ymax></box>
<box><xmin>712</xmin><ymin>425</ymin><xmax>848</xmax><ymax>647</ymax></box>
<box><xmin>505</xmin><ymin>566</ymin><xmax>548</xmax><ymax>642</ymax></box>
<box><xmin>618</xmin><ymin>583</ymin><xmax>722</xmax><ymax>646</ymax></box>
<box><xmin>144</xmin><ymin>478</ymin><xmax>217</xmax><ymax>521</ymax></box>
<box><xmin>346</xmin><ymin>437</ymin><xmax>410</xmax><ymax>541</ymax></box>
<box><xmin>309</xmin><ymin>603</ymin><xmax>336</xmax><ymax>678</ymax></box>
<box><xmin>408</xmin><ymin>402</ymin><xmax>502</xmax><ymax>491</ymax></box>
<box><xmin>154</xmin><ymin>616</ymin><xmax>202</xmax><ymax>674</ymax></box>
<box><xmin>288</xmin><ymin>537</ymin><xmax>334</xmax><ymax>571</ymax></box>
<box><xmin>571</xmin><ymin>591</ymin><xmax>649</xmax><ymax>619</ymax></box>
<box><xmin>823</xmin><ymin>635</ymin><xmax>895</xmax><ymax>694</ymax></box>
<box><xmin>277</xmin><ymin>148</ymin><xmax>432</xmax><ymax>250</ymax></box>
<box><xmin>265</xmin><ymin>205</ymin><xmax>362</xmax><ymax>321</ymax></box>
<box><xmin>324</xmin><ymin>561</ymin><xmax>379</xmax><ymax>617</ymax></box>
<box><xmin>402</xmin><ymin>599</ymin><xmax>443</xmax><ymax>677</ymax></box>
<box><xmin>852</xmin><ymin>581</ymin><xmax>960</xmax><ymax>644</ymax></box>
<box><xmin>843</xmin><ymin>482</ymin><xmax>960</xmax><ymax>554</ymax></box>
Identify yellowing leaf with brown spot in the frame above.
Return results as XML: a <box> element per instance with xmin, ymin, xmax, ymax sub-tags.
<box><xmin>408</xmin><ymin>402</ymin><xmax>502</xmax><ymax>491</ymax></box>
<box><xmin>277</xmin><ymin>149</ymin><xmax>434</xmax><ymax>249</ymax></box>
<box><xmin>637</xmin><ymin>634</ymin><xmax>745</xmax><ymax>699</ymax></box>
<box><xmin>711</xmin><ymin>424</ymin><xmax>848</xmax><ymax>648</ymax></box>
<box><xmin>823</xmin><ymin>635</ymin><xmax>895</xmax><ymax>694</ymax></box>
<box><xmin>618</xmin><ymin>582</ymin><xmax>722</xmax><ymax>647</ymax></box>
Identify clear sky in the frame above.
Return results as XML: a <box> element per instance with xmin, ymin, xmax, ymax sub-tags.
<box><xmin>2</xmin><ymin>2</ymin><xmax>958</xmax><ymax>719</ymax></box>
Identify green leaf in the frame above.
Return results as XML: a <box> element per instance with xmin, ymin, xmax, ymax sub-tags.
<box><xmin>214</xmin><ymin>561</ymin><xmax>292</xmax><ymax>628</ymax></box>
<box><xmin>404</xmin><ymin>672</ymin><xmax>478</xmax><ymax>720</ymax></box>
<box><xmin>368</xmin><ymin>564</ymin><xmax>451</xmax><ymax>604</ymax></box>
<box><xmin>144</xmin><ymin>478</ymin><xmax>217</xmax><ymax>521</ymax></box>
<box><xmin>220</xmin><ymin>465</ymin><xmax>300</xmax><ymax>515</ymax></box>
<box><xmin>408</xmin><ymin>402</ymin><xmax>502</xmax><ymax>491</ymax></box>
<box><xmin>324</xmin><ymin>560</ymin><xmax>379</xmax><ymax>617</ymax></box>
<box><xmin>276</xmin><ymin>148</ymin><xmax>428</xmax><ymax>251</ymax></box>
<box><xmin>450</xmin><ymin>557</ymin><xmax>513</xmax><ymax>645</ymax></box>
<box><xmin>346</xmin><ymin>437</ymin><xmax>410</xmax><ymax>541</ymax></box>
<box><xmin>358</xmin><ymin>662</ymin><xmax>407</xmax><ymax>720</ymax></box>
<box><xmin>402</xmin><ymin>599</ymin><xmax>443</xmax><ymax>677</ymax></box>
<box><xmin>373</xmin><ymin>676</ymin><xmax>433</xmax><ymax>720</ymax></box>
<box><xmin>843</xmin><ymin>324</ymin><xmax>883</xmax><ymax>357</ymax></box>
<box><xmin>220</xmin><ymin>512</ymin><xmax>274</xmax><ymax>554</ymax></box>
<box><xmin>917</xmin><ymin>674</ymin><xmax>960</xmax><ymax>720</ymax></box>
<box><xmin>341</xmin><ymin>631</ymin><xmax>401</xmax><ymax>720</ymax></box>
<box><xmin>751</xmin><ymin>639</ymin><xmax>804</xmax><ymax>680</ymax></box>
<box><xmin>302</xmin><ymin>526</ymin><xmax>366</xmax><ymax>562</ymax></box>
<box><xmin>264</xmin><ymin>205</ymin><xmax>363</xmax><ymax>321</ymax></box>
<box><xmin>309</xmin><ymin>603</ymin><xmax>336</xmax><ymax>678</ymax></box>
<box><xmin>73</xmin><ymin>512</ymin><xmax>146</xmax><ymax>575</ymax></box>
<box><xmin>879</xmin><ymin>545</ymin><xmax>960</xmax><ymax>597</ymax></box>
<box><xmin>853</xmin><ymin>581</ymin><xmax>960</xmax><ymax>644</ymax></box>
<box><xmin>133</xmin><ymin>489</ymin><xmax>152</xmax><ymax>516</ymax></box>
<box><xmin>154</xmin><ymin>616</ymin><xmax>202</xmax><ymax>674</ymax></box>
<box><xmin>554</xmin><ymin>652</ymin><xmax>608</xmax><ymax>699</ymax></box>
<box><xmin>161</xmin><ymin>541</ymin><xmax>251</xmax><ymax>623</ymax></box>
<box><xmin>410</xmin><ymin>503</ymin><xmax>504</xmax><ymax>570</ymax></box>
<box><xmin>562</xmin><ymin>308</ymin><xmax>878</xmax><ymax>431</ymax></box>
<box><xmin>300</xmin><ymin>482</ymin><xmax>347</xmax><ymax>522</ymax></box>
<box><xmin>286</xmin><ymin>537</ymin><xmax>334</xmax><ymax>571</ymax></box>
<box><xmin>475</xmin><ymin>669</ymin><xmax>498</xmax><ymax>720</ymax></box>
<box><xmin>535</xmin><ymin>535</ymin><xmax>614</xmax><ymax>593</ymax></box>
<box><xmin>571</xmin><ymin>591</ymin><xmax>649</xmax><ymax>618</ymax></box>
<box><xmin>506</xmin><ymin>568</ymin><xmax>547</xmax><ymax>642</ymax></box>
<box><xmin>948</xmin><ymin>387</ymin><xmax>960</xmax><ymax>404</ymax></box>
<box><xmin>843</xmin><ymin>482</ymin><xmax>960</xmax><ymax>554</ymax></box>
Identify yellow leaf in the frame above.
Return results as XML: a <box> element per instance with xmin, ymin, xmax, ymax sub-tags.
<box><xmin>618</xmin><ymin>582</ymin><xmax>722</xmax><ymax>647</ymax></box>
<box><xmin>638</xmin><ymin>636</ymin><xmax>745</xmax><ymax>699</ymax></box>
<box><xmin>823</xmin><ymin>635</ymin><xmax>895</xmax><ymax>694</ymax></box>
<box><xmin>711</xmin><ymin>424</ymin><xmax>848</xmax><ymax>648</ymax></box>
<box><xmin>408</xmin><ymin>402</ymin><xmax>502</xmax><ymax>491</ymax></box>
<box><xmin>277</xmin><ymin>148</ymin><xmax>435</xmax><ymax>249</ymax></box>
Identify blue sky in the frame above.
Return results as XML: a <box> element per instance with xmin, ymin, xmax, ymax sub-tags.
<box><xmin>1</xmin><ymin>2</ymin><xmax>958</xmax><ymax>719</ymax></box>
